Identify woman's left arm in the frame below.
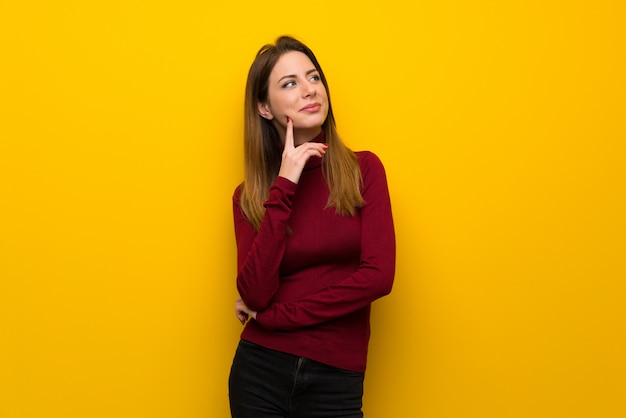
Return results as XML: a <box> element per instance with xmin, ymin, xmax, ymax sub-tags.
<box><xmin>254</xmin><ymin>152</ymin><xmax>396</xmax><ymax>331</ymax></box>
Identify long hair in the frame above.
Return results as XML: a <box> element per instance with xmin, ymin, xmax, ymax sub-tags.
<box><xmin>239</xmin><ymin>36</ymin><xmax>363</xmax><ymax>230</ymax></box>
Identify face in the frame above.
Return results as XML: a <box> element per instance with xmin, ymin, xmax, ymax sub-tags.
<box><xmin>258</xmin><ymin>51</ymin><xmax>329</xmax><ymax>142</ymax></box>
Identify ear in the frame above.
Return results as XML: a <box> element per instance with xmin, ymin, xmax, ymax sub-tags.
<box><xmin>257</xmin><ymin>101</ymin><xmax>274</xmax><ymax>120</ymax></box>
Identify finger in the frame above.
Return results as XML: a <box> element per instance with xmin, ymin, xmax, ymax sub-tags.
<box><xmin>284</xmin><ymin>116</ymin><xmax>294</xmax><ymax>150</ymax></box>
<box><xmin>293</xmin><ymin>143</ymin><xmax>328</xmax><ymax>160</ymax></box>
<box><xmin>237</xmin><ymin>312</ymin><xmax>248</xmax><ymax>325</ymax></box>
<box><xmin>236</xmin><ymin>308</ymin><xmax>248</xmax><ymax>323</ymax></box>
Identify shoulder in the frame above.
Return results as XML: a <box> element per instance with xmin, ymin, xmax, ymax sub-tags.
<box><xmin>354</xmin><ymin>150</ymin><xmax>387</xmax><ymax>175</ymax></box>
<box><xmin>353</xmin><ymin>151</ymin><xmax>391</xmax><ymax>198</ymax></box>
<box><xmin>233</xmin><ymin>182</ymin><xmax>244</xmax><ymax>202</ymax></box>
<box><xmin>355</xmin><ymin>150</ymin><xmax>384</xmax><ymax>165</ymax></box>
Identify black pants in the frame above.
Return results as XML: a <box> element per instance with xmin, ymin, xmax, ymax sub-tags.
<box><xmin>229</xmin><ymin>340</ymin><xmax>365</xmax><ymax>418</ymax></box>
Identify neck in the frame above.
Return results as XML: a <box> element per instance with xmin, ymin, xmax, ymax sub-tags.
<box><xmin>278</xmin><ymin>126</ymin><xmax>322</xmax><ymax>146</ymax></box>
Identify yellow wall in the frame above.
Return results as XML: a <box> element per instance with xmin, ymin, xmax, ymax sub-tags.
<box><xmin>2</xmin><ymin>1</ymin><xmax>624</xmax><ymax>417</ymax></box>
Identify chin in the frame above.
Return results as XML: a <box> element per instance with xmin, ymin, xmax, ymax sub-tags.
<box><xmin>294</xmin><ymin>124</ymin><xmax>324</xmax><ymax>132</ymax></box>
<box><xmin>296</xmin><ymin>116</ymin><xmax>326</xmax><ymax>129</ymax></box>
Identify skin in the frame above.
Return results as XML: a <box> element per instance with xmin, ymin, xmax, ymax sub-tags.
<box><xmin>257</xmin><ymin>50</ymin><xmax>329</xmax><ymax>146</ymax></box>
<box><xmin>236</xmin><ymin>51</ymin><xmax>330</xmax><ymax>324</ymax></box>
<box><xmin>235</xmin><ymin>296</ymin><xmax>253</xmax><ymax>325</ymax></box>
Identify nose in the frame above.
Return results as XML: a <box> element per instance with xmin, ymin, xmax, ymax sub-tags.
<box><xmin>302</xmin><ymin>81</ymin><xmax>317</xmax><ymax>98</ymax></box>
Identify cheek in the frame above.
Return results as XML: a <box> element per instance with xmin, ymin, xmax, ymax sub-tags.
<box><xmin>269</xmin><ymin>92</ymin><xmax>297</xmax><ymax>111</ymax></box>
<box><xmin>319</xmin><ymin>88</ymin><xmax>329</xmax><ymax>102</ymax></box>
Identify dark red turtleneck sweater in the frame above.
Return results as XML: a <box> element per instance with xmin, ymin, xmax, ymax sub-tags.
<box><xmin>233</xmin><ymin>135</ymin><xmax>395</xmax><ymax>372</ymax></box>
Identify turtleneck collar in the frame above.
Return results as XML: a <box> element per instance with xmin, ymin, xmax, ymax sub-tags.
<box><xmin>302</xmin><ymin>129</ymin><xmax>325</xmax><ymax>171</ymax></box>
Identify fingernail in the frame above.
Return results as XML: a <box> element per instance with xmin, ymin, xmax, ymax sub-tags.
<box><xmin>286</xmin><ymin>117</ymin><xmax>291</xmax><ymax>123</ymax></box>
<box><xmin>323</xmin><ymin>143</ymin><xmax>329</xmax><ymax>147</ymax></box>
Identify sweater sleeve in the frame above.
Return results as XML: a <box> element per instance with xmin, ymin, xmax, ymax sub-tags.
<box><xmin>255</xmin><ymin>152</ymin><xmax>396</xmax><ymax>331</ymax></box>
<box><xmin>233</xmin><ymin>176</ymin><xmax>298</xmax><ymax>311</ymax></box>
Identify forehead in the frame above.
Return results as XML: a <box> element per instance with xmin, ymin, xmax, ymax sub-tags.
<box><xmin>270</xmin><ymin>51</ymin><xmax>316</xmax><ymax>79</ymax></box>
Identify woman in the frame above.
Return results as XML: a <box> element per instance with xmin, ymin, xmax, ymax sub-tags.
<box><xmin>229</xmin><ymin>36</ymin><xmax>395</xmax><ymax>418</ymax></box>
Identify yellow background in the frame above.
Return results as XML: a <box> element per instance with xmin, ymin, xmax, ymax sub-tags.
<box><xmin>1</xmin><ymin>1</ymin><xmax>625</xmax><ymax>417</ymax></box>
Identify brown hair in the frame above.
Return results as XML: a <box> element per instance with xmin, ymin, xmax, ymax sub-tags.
<box><xmin>239</xmin><ymin>36</ymin><xmax>363</xmax><ymax>230</ymax></box>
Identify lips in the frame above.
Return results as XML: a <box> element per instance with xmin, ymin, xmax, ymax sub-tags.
<box><xmin>299</xmin><ymin>103</ymin><xmax>322</xmax><ymax>112</ymax></box>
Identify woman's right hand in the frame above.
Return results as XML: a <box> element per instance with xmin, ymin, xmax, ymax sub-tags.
<box><xmin>235</xmin><ymin>296</ymin><xmax>257</xmax><ymax>325</ymax></box>
<box><xmin>277</xmin><ymin>117</ymin><xmax>328</xmax><ymax>184</ymax></box>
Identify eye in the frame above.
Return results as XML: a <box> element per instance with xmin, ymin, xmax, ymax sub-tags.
<box><xmin>309</xmin><ymin>74</ymin><xmax>321</xmax><ymax>82</ymax></box>
<box><xmin>282</xmin><ymin>80</ymin><xmax>296</xmax><ymax>88</ymax></box>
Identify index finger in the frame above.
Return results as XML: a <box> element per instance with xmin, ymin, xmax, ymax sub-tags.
<box><xmin>284</xmin><ymin>116</ymin><xmax>294</xmax><ymax>150</ymax></box>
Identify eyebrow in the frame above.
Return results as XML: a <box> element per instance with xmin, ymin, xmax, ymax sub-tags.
<box><xmin>277</xmin><ymin>69</ymin><xmax>318</xmax><ymax>84</ymax></box>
